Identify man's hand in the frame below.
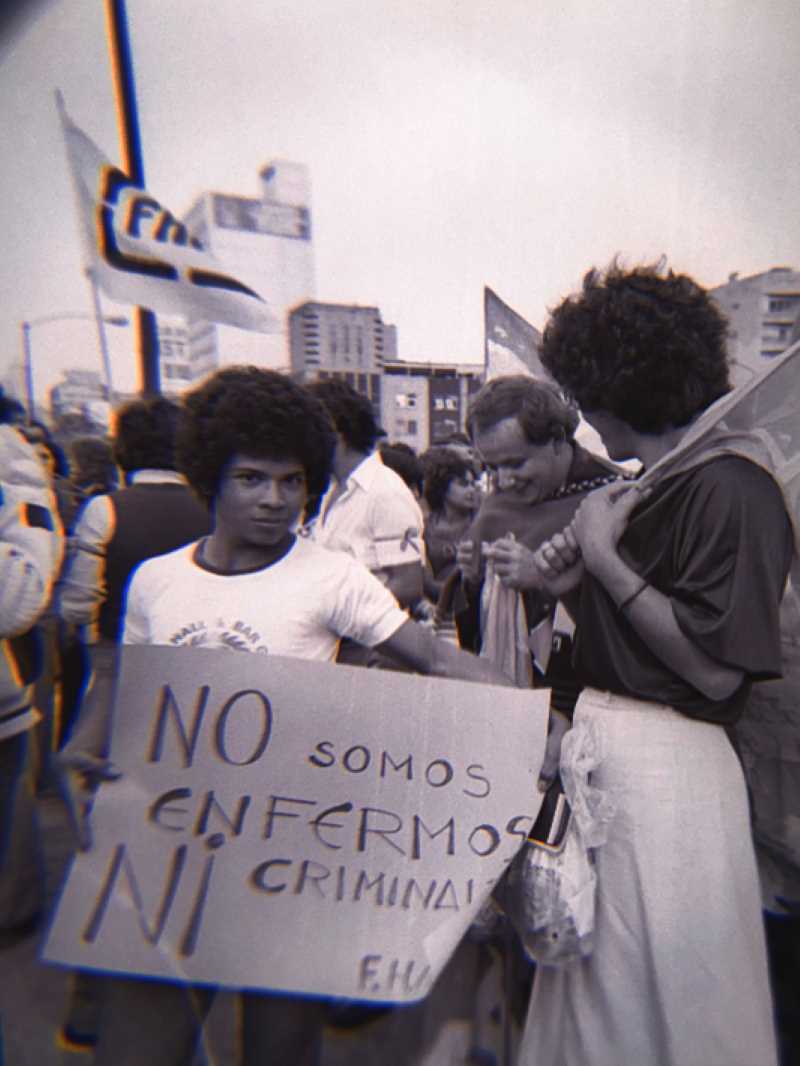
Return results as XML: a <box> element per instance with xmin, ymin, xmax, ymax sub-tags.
<box><xmin>482</xmin><ymin>535</ymin><xmax>541</xmax><ymax>590</ymax></box>
<box><xmin>532</xmin><ymin>526</ymin><xmax>585</xmax><ymax>597</ymax></box>
<box><xmin>538</xmin><ymin>709</ymin><xmax>570</xmax><ymax>792</ymax></box>
<box><xmin>455</xmin><ymin>538</ymin><xmax>482</xmax><ymax>586</ymax></box>
<box><xmin>55</xmin><ymin>749</ymin><xmax>121</xmax><ymax>851</ymax></box>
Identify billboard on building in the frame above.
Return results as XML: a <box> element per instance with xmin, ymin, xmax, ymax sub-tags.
<box><xmin>428</xmin><ymin>377</ymin><xmax>461</xmax><ymax>443</ymax></box>
<box><xmin>212</xmin><ymin>195</ymin><xmax>311</xmax><ymax>241</ymax></box>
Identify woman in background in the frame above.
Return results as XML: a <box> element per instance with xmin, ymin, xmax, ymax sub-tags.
<box><xmin>421</xmin><ymin>447</ymin><xmax>479</xmax><ymax>608</ymax></box>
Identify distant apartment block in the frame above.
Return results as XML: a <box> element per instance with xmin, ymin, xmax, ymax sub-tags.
<box><xmin>288</xmin><ymin>301</ymin><xmax>397</xmax><ymax>422</ymax></box>
<box><xmin>711</xmin><ymin>267</ymin><xmax>800</xmax><ymax>383</ymax></box>
<box><xmin>289</xmin><ymin>301</ymin><xmax>396</xmax><ymax>373</ymax></box>
<box><xmin>381</xmin><ymin>361</ymin><xmax>482</xmax><ymax>453</ymax></box>
<box><xmin>288</xmin><ymin>302</ymin><xmax>480</xmax><ymax>450</ymax></box>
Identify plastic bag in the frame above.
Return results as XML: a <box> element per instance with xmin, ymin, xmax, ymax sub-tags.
<box><xmin>503</xmin><ymin>814</ymin><xmax>595</xmax><ymax>967</ymax></box>
<box><xmin>500</xmin><ymin>715</ymin><xmax>615</xmax><ymax>967</ymax></box>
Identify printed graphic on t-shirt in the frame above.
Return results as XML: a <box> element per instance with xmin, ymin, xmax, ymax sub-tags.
<box><xmin>168</xmin><ymin>617</ymin><xmax>269</xmax><ymax>653</ymax></box>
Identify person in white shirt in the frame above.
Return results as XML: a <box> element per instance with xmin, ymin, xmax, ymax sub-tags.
<box><xmin>58</xmin><ymin>365</ymin><xmax>511</xmax><ymax>1066</ymax></box>
<box><xmin>307</xmin><ymin>379</ymin><xmax>424</xmax><ymax>611</ymax></box>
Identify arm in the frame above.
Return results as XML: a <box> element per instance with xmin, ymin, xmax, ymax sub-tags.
<box><xmin>57</xmin><ymin>494</ymin><xmax>114</xmax><ymax>640</ymax></box>
<box><xmin>370</xmin><ymin>488</ymin><xmax>425</xmax><ymax>608</ymax></box>
<box><xmin>56</xmin><ymin>559</ymin><xmax>154</xmax><ymax>849</ymax></box>
<box><xmin>56</xmin><ymin>640</ymin><xmax>121</xmax><ymax>850</ymax></box>
<box><xmin>376</xmin><ymin>618</ymin><xmax>514</xmax><ymax>687</ymax></box>
<box><xmin>572</xmin><ymin>482</ymin><xmax>744</xmax><ymax>702</ymax></box>
<box><xmin>376</xmin><ymin>560</ymin><xmax>424</xmax><ymax>609</ymax></box>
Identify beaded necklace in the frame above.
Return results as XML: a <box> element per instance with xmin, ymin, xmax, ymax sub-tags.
<box><xmin>543</xmin><ymin>470</ymin><xmax>635</xmax><ymax>503</ymax></box>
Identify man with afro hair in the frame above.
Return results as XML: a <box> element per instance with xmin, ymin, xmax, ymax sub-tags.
<box><xmin>59</xmin><ymin>366</ymin><xmax>511</xmax><ymax>1066</ymax></box>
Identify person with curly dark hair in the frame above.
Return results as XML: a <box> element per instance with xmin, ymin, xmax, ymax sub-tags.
<box><xmin>58</xmin><ymin>366</ymin><xmax>511</xmax><ymax>1066</ymax></box>
<box><xmin>516</xmin><ymin>263</ymin><xmax>792</xmax><ymax>1066</ymax></box>
<box><xmin>421</xmin><ymin>447</ymin><xmax>479</xmax><ymax>603</ymax></box>
<box><xmin>308</xmin><ymin>379</ymin><xmax>424</xmax><ymax>614</ymax></box>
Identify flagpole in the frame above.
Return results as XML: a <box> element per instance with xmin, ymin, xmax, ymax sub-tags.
<box><xmin>105</xmin><ymin>0</ymin><xmax>161</xmax><ymax>397</ymax></box>
<box><xmin>86</xmin><ymin>268</ymin><xmax>118</xmax><ymax>409</ymax></box>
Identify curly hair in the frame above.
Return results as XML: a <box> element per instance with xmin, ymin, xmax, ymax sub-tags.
<box><xmin>177</xmin><ymin>366</ymin><xmax>336</xmax><ymax>508</ymax></box>
<box><xmin>113</xmin><ymin>398</ymin><xmax>182</xmax><ymax>473</ymax></box>
<box><xmin>307</xmin><ymin>379</ymin><xmax>382</xmax><ymax>453</ymax></box>
<box><xmin>422</xmin><ymin>447</ymin><xmax>474</xmax><ymax>513</ymax></box>
<box><xmin>466</xmin><ymin>375</ymin><xmax>579</xmax><ymax>445</ymax></box>
<box><xmin>540</xmin><ymin>262</ymin><xmax>731</xmax><ymax>433</ymax></box>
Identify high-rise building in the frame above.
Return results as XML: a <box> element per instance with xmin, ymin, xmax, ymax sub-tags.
<box><xmin>168</xmin><ymin>161</ymin><xmax>315</xmax><ymax>384</ymax></box>
<box><xmin>289</xmin><ymin>300</ymin><xmax>482</xmax><ymax>449</ymax></box>
<box><xmin>289</xmin><ymin>301</ymin><xmax>395</xmax><ymax>372</ymax></box>
<box><xmin>288</xmin><ymin>300</ymin><xmax>398</xmax><ymax>420</ymax></box>
<box><xmin>711</xmin><ymin>267</ymin><xmax>800</xmax><ymax>383</ymax></box>
<box><xmin>381</xmin><ymin>361</ymin><xmax>482</xmax><ymax>453</ymax></box>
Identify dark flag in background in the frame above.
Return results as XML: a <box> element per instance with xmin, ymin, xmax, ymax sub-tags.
<box><xmin>484</xmin><ymin>287</ymin><xmax>545</xmax><ymax>381</ymax></box>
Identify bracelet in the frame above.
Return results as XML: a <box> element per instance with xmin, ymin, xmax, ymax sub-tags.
<box><xmin>617</xmin><ymin>578</ymin><xmax>648</xmax><ymax>612</ymax></box>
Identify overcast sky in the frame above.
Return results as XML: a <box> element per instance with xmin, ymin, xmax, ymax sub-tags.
<box><xmin>2</xmin><ymin>0</ymin><xmax>799</xmax><ymax>404</ymax></box>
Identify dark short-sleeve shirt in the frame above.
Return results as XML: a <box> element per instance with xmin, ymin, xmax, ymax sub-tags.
<box><xmin>574</xmin><ymin>456</ymin><xmax>793</xmax><ymax>724</ymax></box>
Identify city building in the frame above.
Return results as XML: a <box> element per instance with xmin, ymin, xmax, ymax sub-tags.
<box><xmin>173</xmin><ymin>160</ymin><xmax>315</xmax><ymax>383</ymax></box>
<box><xmin>381</xmin><ymin>361</ymin><xmax>482</xmax><ymax>453</ymax></box>
<box><xmin>711</xmin><ymin>267</ymin><xmax>800</xmax><ymax>383</ymax></box>
<box><xmin>289</xmin><ymin>300</ymin><xmax>481</xmax><ymax>450</ymax></box>
<box><xmin>156</xmin><ymin>318</ymin><xmax>216</xmax><ymax>393</ymax></box>
<box><xmin>49</xmin><ymin>368</ymin><xmax>109</xmax><ymax>431</ymax></box>
<box><xmin>288</xmin><ymin>301</ymin><xmax>397</xmax><ymax>415</ymax></box>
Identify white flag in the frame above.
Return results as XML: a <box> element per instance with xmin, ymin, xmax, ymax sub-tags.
<box><xmin>57</xmin><ymin>94</ymin><xmax>277</xmax><ymax>333</ymax></box>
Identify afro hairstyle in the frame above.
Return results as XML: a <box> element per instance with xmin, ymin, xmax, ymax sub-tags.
<box><xmin>307</xmin><ymin>378</ymin><xmax>383</xmax><ymax>454</ymax></box>
<box><xmin>177</xmin><ymin>366</ymin><xmax>336</xmax><ymax>509</ymax></box>
<box><xmin>540</xmin><ymin>261</ymin><xmax>731</xmax><ymax>433</ymax></box>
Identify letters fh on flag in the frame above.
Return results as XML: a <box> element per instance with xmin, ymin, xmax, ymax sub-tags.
<box><xmin>56</xmin><ymin>93</ymin><xmax>277</xmax><ymax>333</ymax></box>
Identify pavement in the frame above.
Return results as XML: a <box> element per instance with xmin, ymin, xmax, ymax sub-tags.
<box><xmin>0</xmin><ymin>792</ymin><xmax>519</xmax><ymax>1066</ymax></box>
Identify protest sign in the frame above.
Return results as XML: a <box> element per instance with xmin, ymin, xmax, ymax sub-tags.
<box><xmin>45</xmin><ymin>645</ymin><xmax>548</xmax><ymax>1003</ymax></box>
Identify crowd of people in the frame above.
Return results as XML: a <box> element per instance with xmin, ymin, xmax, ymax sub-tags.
<box><xmin>0</xmin><ymin>260</ymin><xmax>797</xmax><ymax>1065</ymax></box>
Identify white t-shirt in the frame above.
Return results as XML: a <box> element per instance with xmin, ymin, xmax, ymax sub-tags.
<box><xmin>123</xmin><ymin>536</ymin><xmax>408</xmax><ymax>662</ymax></box>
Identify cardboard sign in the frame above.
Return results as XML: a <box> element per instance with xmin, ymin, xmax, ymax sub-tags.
<box><xmin>45</xmin><ymin>646</ymin><xmax>548</xmax><ymax>1002</ymax></box>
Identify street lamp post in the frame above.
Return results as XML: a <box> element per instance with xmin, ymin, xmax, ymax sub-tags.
<box><xmin>20</xmin><ymin>310</ymin><xmax>128</xmax><ymax>422</ymax></box>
